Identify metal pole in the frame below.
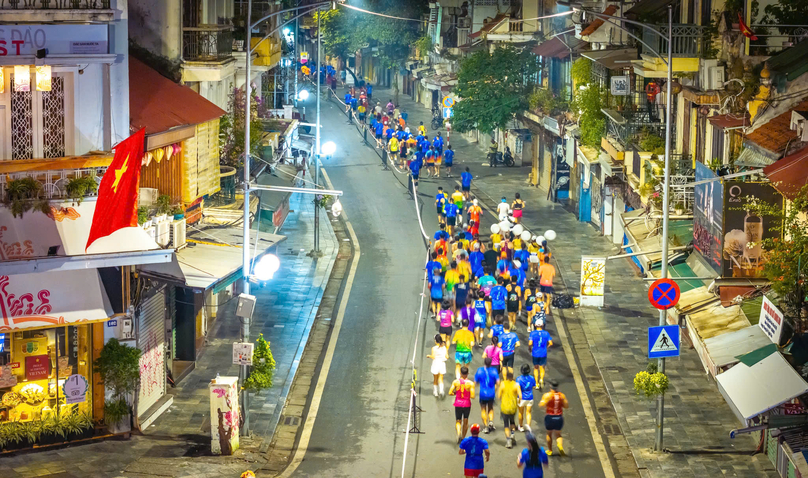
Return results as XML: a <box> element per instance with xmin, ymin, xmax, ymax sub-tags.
<box><xmin>240</xmin><ymin>0</ymin><xmax>253</xmax><ymax>437</ymax></box>
<box><xmin>314</xmin><ymin>7</ymin><xmax>322</xmax><ymax>254</ymax></box>
<box><xmin>294</xmin><ymin>7</ymin><xmax>299</xmax><ymax>108</ymax></box>
<box><xmin>655</xmin><ymin>3</ymin><xmax>673</xmax><ymax>452</ymax></box>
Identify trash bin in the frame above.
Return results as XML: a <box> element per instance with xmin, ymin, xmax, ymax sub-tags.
<box><xmin>209</xmin><ymin>376</ymin><xmax>240</xmax><ymax>455</ymax></box>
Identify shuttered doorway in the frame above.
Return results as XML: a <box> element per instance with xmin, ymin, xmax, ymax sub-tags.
<box><xmin>136</xmin><ymin>286</ymin><xmax>167</xmax><ymax>420</ymax></box>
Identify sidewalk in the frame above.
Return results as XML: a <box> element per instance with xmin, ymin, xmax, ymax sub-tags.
<box><xmin>378</xmin><ymin>86</ymin><xmax>777</xmax><ymax>478</ymax></box>
<box><xmin>0</xmin><ymin>192</ymin><xmax>339</xmax><ymax>478</ymax></box>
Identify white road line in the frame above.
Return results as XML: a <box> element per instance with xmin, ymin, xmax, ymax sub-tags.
<box><xmin>465</xmin><ymin>182</ymin><xmax>616</xmax><ymax>478</ymax></box>
<box><xmin>277</xmin><ymin>168</ymin><xmax>360</xmax><ymax>478</ymax></box>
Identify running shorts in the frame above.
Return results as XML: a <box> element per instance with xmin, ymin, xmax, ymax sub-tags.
<box><xmin>455</xmin><ymin>351</ymin><xmax>472</xmax><ymax>364</ymax></box>
<box><xmin>475</xmin><ymin>319</ymin><xmax>486</xmax><ymax>329</ymax></box>
<box><xmin>462</xmin><ymin>185</ymin><xmax>470</xmax><ymax>192</ymax></box>
<box><xmin>464</xmin><ymin>469</ymin><xmax>483</xmax><ymax>478</ymax></box>
<box><xmin>480</xmin><ymin>398</ymin><xmax>495</xmax><ymax>408</ymax></box>
<box><xmin>540</xmin><ymin>285</ymin><xmax>554</xmax><ymax>294</ymax></box>
<box><xmin>456</xmin><ymin>297</ymin><xmax>466</xmax><ymax>308</ymax></box>
<box><xmin>439</xmin><ymin>325</ymin><xmax>453</xmax><ymax>336</ymax></box>
<box><xmin>532</xmin><ymin>356</ymin><xmax>547</xmax><ymax>366</ymax></box>
<box><xmin>447</xmin><ymin>216</ymin><xmax>457</xmax><ymax>226</ymax></box>
<box><xmin>519</xmin><ymin>399</ymin><xmax>534</xmax><ymax>408</ymax></box>
<box><xmin>502</xmin><ymin>413</ymin><xmax>516</xmax><ymax>428</ymax></box>
<box><xmin>507</xmin><ymin>302</ymin><xmax>519</xmax><ymax>313</ymax></box>
<box><xmin>545</xmin><ymin>415</ymin><xmax>564</xmax><ymax>431</ymax></box>
<box><xmin>492</xmin><ymin>309</ymin><xmax>505</xmax><ymax>319</ymax></box>
<box><xmin>455</xmin><ymin>406</ymin><xmax>471</xmax><ymax>420</ymax></box>
<box><xmin>431</xmin><ymin>295</ymin><xmax>443</xmax><ymax>303</ymax></box>
<box><xmin>376</xmin><ymin>133</ymin><xmax>382</xmax><ymax>139</ymax></box>
<box><xmin>502</xmin><ymin>354</ymin><xmax>515</xmax><ymax>368</ymax></box>
<box><xmin>437</xmin><ymin>206</ymin><xmax>444</xmax><ymax>215</ymax></box>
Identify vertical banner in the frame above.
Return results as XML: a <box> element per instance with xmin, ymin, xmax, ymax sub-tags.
<box><xmin>722</xmin><ymin>181</ymin><xmax>782</xmax><ymax>278</ymax></box>
<box><xmin>580</xmin><ymin>256</ymin><xmax>606</xmax><ymax>307</ymax></box>
<box><xmin>693</xmin><ymin>162</ymin><xmax>723</xmax><ymax>273</ymax></box>
<box><xmin>759</xmin><ymin>296</ymin><xmax>784</xmax><ymax>344</ymax></box>
<box><xmin>209</xmin><ymin>376</ymin><xmax>239</xmax><ymax>455</ymax></box>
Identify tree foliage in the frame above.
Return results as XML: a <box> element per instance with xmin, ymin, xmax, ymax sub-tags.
<box><xmin>452</xmin><ymin>46</ymin><xmax>537</xmax><ymax>134</ymax></box>
<box><xmin>219</xmin><ymin>87</ymin><xmax>265</xmax><ymax>168</ymax></box>
<box><xmin>763</xmin><ymin>0</ymin><xmax>808</xmax><ymax>33</ymax></box>
<box><xmin>570</xmin><ymin>58</ymin><xmax>605</xmax><ymax>148</ymax></box>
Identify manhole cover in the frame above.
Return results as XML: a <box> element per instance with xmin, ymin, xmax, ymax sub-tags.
<box><xmin>283</xmin><ymin>416</ymin><xmax>300</xmax><ymax>426</ymax></box>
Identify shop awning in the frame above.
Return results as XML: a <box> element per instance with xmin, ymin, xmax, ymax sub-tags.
<box><xmin>532</xmin><ymin>36</ymin><xmax>588</xmax><ymax>59</ymax></box>
<box><xmin>139</xmin><ymin>227</ymin><xmax>286</xmax><ymax>290</ymax></box>
<box><xmin>717</xmin><ymin>346</ymin><xmax>808</xmax><ymax>426</ymax></box>
<box><xmin>735</xmin><ymin>145</ymin><xmax>777</xmax><ymax>168</ymax></box>
<box><xmin>129</xmin><ymin>57</ymin><xmax>226</xmax><ymax>137</ymax></box>
<box><xmin>708</xmin><ymin>114</ymin><xmax>748</xmax><ymax>130</ymax></box>
<box><xmin>763</xmin><ymin>145</ymin><xmax>808</xmax><ymax>200</ymax></box>
<box><xmin>0</xmin><ymin>269</ymin><xmax>114</xmax><ymax>332</ymax></box>
<box><xmin>703</xmin><ymin>325</ymin><xmax>772</xmax><ymax>376</ymax></box>
<box><xmin>626</xmin><ymin>0</ymin><xmax>676</xmax><ymax>17</ymax></box>
<box><xmin>580</xmin><ymin>5</ymin><xmax>619</xmax><ymax>37</ymax></box>
<box><xmin>581</xmin><ymin>48</ymin><xmax>638</xmax><ymax>70</ymax></box>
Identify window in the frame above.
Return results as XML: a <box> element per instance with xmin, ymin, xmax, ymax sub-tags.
<box><xmin>3</xmin><ymin>68</ymin><xmax>71</xmax><ymax>160</ymax></box>
<box><xmin>711</xmin><ymin>125</ymin><xmax>725</xmax><ymax>163</ymax></box>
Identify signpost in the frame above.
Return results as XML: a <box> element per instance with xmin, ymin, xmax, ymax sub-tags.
<box><xmin>648</xmin><ymin>325</ymin><xmax>680</xmax><ymax>358</ymax></box>
<box><xmin>232</xmin><ymin>342</ymin><xmax>254</xmax><ymax>366</ymax></box>
<box><xmin>648</xmin><ymin>278</ymin><xmax>680</xmax><ymax>310</ymax></box>
<box><xmin>442</xmin><ymin>107</ymin><xmax>453</xmax><ymax>119</ymax></box>
<box><xmin>442</xmin><ymin>96</ymin><xmax>455</xmax><ymax>108</ymax></box>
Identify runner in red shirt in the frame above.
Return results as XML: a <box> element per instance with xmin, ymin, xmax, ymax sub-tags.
<box><xmin>538</xmin><ymin>380</ymin><xmax>569</xmax><ymax>456</ymax></box>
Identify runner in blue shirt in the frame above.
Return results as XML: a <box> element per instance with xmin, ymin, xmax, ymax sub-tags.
<box><xmin>489</xmin><ymin>315</ymin><xmax>505</xmax><ymax>341</ymax></box>
<box><xmin>429</xmin><ymin>270</ymin><xmax>444</xmax><ymax>317</ymax></box>
<box><xmin>461</xmin><ymin>167</ymin><xmax>473</xmax><ymax>201</ymax></box>
<box><xmin>426</xmin><ymin>252</ymin><xmax>442</xmax><ymax>282</ymax></box>
<box><xmin>366</xmin><ymin>84</ymin><xmax>373</xmax><ymax>99</ymax></box>
<box><xmin>374</xmin><ymin>121</ymin><xmax>384</xmax><ymax>148</ymax></box>
<box><xmin>474</xmin><ymin>357</ymin><xmax>500</xmax><ymax>433</ymax></box>
<box><xmin>444</xmin><ymin>145</ymin><xmax>455</xmax><ymax>178</ymax></box>
<box><xmin>433</xmin><ymin>133</ymin><xmax>444</xmax><ymax>155</ymax></box>
<box><xmin>459</xmin><ymin>425</ymin><xmax>489</xmax><ymax>477</ymax></box>
<box><xmin>516</xmin><ymin>364</ymin><xmax>537</xmax><ymax>431</ymax></box>
<box><xmin>409</xmin><ymin>156</ymin><xmax>422</xmax><ymax>187</ymax></box>
<box><xmin>499</xmin><ymin>322</ymin><xmax>520</xmax><ymax>375</ymax></box>
<box><xmin>518</xmin><ymin>433</ymin><xmax>549</xmax><ymax>478</ymax></box>
<box><xmin>444</xmin><ymin>202</ymin><xmax>460</xmax><ymax>232</ymax></box>
<box><xmin>436</xmin><ymin>187</ymin><xmax>448</xmax><ymax>229</ymax></box>
<box><xmin>477</xmin><ymin>271</ymin><xmax>497</xmax><ymax>296</ymax></box>
<box><xmin>470</xmin><ymin>247</ymin><xmax>484</xmax><ymax>279</ymax></box>
<box><xmin>490</xmin><ymin>277</ymin><xmax>508</xmax><ymax>318</ymax></box>
<box><xmin>529</xmin><ymin>319</ymin><xmax>553</xmax><ymax>391</ymax></box>
<box><xmin>473</xmin><ymin>290</ymin><xmax>489</xmax><ymax>345</ymax></box>
<box><xmin>385</xmin><ymin>127</ymin><xmax>394</xmax><ymax>141</ymax></box>
<box><xmin>350</xmin><ymin>97</ymin><xmax>358</xmax><ymax>111</ymax></box>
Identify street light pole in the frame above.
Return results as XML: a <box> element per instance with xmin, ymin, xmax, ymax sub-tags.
<box><xmin>655</xmin><ymin>4</ymin><xmax>674</xmax><ymax>452</ymax></box>
<box><xmin>240</xmin><ymin>0</ymin><xmax>253</xmax><ymax>437</ymax></box>
<box><xmin>313</xmin><ymin>7</ymin><xmax>323</xmax><ymax>255</ymax></box>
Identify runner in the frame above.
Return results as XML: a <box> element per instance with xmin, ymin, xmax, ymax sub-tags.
<box><xmin>523</xmin><ymin>279</ymin><xmax>539</xmax><ymax>329</ymax></box>
<box><xmin>490</xmin><ymin>277</ymin><xmax>507</xmax><ymax>320</ymax></box>
<box><xmin>499</xmin><ymin>321</ymin><xmax>520</xmax><ymax>376</ymax></box>
<box><xmin>473</xmin><ymin>290</ymin><xmax>489</xmax><ymax>346</ymax></box>
<box><xmin>434</xmin><ymin>143</ymin><xmax>443</xmax><ymax>178</ymax></box>
<box><xmin>468</xmin><ymin>198</ymin><xmax>482</xmax><ymax>230</ymax></box>
<box><xmin>498</xmin><ymin>372</ymin><xmax>521</xmax><ymax>448</ymax></box>
<box><xmin>459</xmin><ymin>423</ymin><xmax>490</xmax><ymax>478</ymax></box>
<box><xmin>539</xmin><ymin>255</ymin><xmax>556</xmax><ymax>314</ymax></box>
<box><xmin>449</xmin><ymin>366</ymin><xmax>475</xmax><ymax>443</ymax></box>
<box><xmin>444</xmin><ymin>200</ymin><xmax>460</xmax><ymax>235</ymax></box>
<box><xmin>452</xmin><ymin>318</ymin><xmax>475</xmax><ymax>378</ymax></box>
<box><xmin>444</xmin><ymin>145</ymin><xmax>455</xmax><ymax>178</ymax></box>
<box><xmin>528</xmin><ymin>237</ymin><xmax>541</xmax><ymax>279</ymax></box>
<box><xmin>388</xmin><ymin>135</ymin><xmax>400</xmax><ymax>163</ymax></box>
<box><xmin>497</xmin><ymin>197</ymin><xmax>510</xmax><ymax>221</ymax></box>
<box><xmin>477</xmin><ymin>268</ymin><xmax>496</xmax><ymax>298</ymax></box>
<box><xmin>505</xmin><ymin>276</ymin><xmax>522</xmax><ymax>331</ymax></box>
<box><xmin>445</xmin><ymin>261</ymin><xmax>460</xmax><ymax>313</ymax></box>
<box><xmin>483</xmin><ymin>336</ymin><xmax>503</xmax><ymax>376</ymax></box>
<box><xmin>488</xmin><ymin>315</ymin><xmax>505</xmax><ymax>341</ymax></box>
<box><xmin>529</xmin><ymin>319</ymin><xmax>553</xmax><ymax>391</ymax></box>
<box><xmin>409</xmin><ymin>152</ymin><xmax>422</xmax><ymax>188</ymax></box>
<box><xmin>461</xmin><ymin>167</ymin><xmax>473</xmax><ymax>201</ymax></box>
<box><xmin>427</xmin><ymin>334</ymin><xmax>448</xmax><ymax>397</ymax></box>
<box><xmin>456</xmin><ymin>274</ymin><xmax>471</xmax><ymax>317</ymax></box>
<box><xmin>429</xmin><ymin>268</ymin><xmax>445</xmax><ymax>318</ymax></box>
<box><xmin>511</xmin><ymin>193</ymin><xmax>525</xmax><ymax>224</ymax></box>
<box><xmin>425</xmin><ymin>146</ymin><xmax>436</xmax><ymax>178</ymax></box>
<box><xmin>438</xmin><ymin>300</ymin><xmax>454</xmax><ymax>344</ymax></box>
<box><xmin>451</xmin><ymin>185</ymin><xmax>465</xmax><ymax>214</ymax></box>
<box><xmin>517</xmin><ymin>432</ymin><xmax>549</xmax><ymax>478</ymax></box>
<box><xmin>386</xmin><ymin>99</ymin><xmax>394</xmax><ymax>115</ymax></box>
<box><xmin>516</xmin><ymin>364</ymin><xmax>537</xmax><ymax>431</ymax></box>
<box><xmin>374</xmin><ymin>120</ymin><xmax>384</xmax><ymax>149</ymax></box>
<box><xmin>398</xmin><ymin>135</ymin><xmax>408</xmax><ymax>168</ymax></box>
<box><xmin>538</xmin><ymin>380</ymin><xmax>569</xmax><ymax>456</ymax></box>
<box><xmin>470</xmin><ymin>243</ymin><xmax>485</xmax><ymax>280</ymax></box>
<box><xmin>474</xmin><ymin>357</ymin><xmax>500</xmax><ymax>434</ymax></box>
<box><xmin>418</xmin><ymin>121</ymin><xmax>426</xmax><ymax>136</ymax></box>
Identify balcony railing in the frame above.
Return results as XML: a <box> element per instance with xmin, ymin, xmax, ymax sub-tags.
<box><xmin>183</xmin><ymin>25</ymin><xmax>234</xmax><ymax>62</ymax></box>
<box><xmin>1</xmin><ymin>0</ymin><xmax>109</xmax><ymax>8</ymax></box>
<box><xmin>642</xmin><ymin>24</ymin><xmax>710</xmax><ymax>57</ymax></box>
<box><xmin>604</xmin><ymin>108</ymin><xmax>676</xmax><ymax>149</ymax></box>
<box><xmin>0</xmin><ymin>167</ymin><xmax>107</xmax><ymax>203</ymax></box>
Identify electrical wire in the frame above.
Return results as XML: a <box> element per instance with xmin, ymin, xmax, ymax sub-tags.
<box><xmin>338</xmin><ymin>3</ymin><xmax>428</xmax><ymax>23</ymax></box>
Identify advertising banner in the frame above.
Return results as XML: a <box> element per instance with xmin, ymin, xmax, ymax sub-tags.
<box><xmin>722</xmin><ymin>181</ymin><xmax>782</xmax><ymax>278</ymax></box>
<box><xmin>580</xmin><ymin>256</ymin><xmax>605</xmax><ymax>307</ymax></box>
<box><xmin>693</xmin><ymin>162</ymin><xmax>723</xmax><ymax>273</ymax></box>
<box><xmin>759</xmin><ymin>296</ymin><xmax>784</xmax><ymax>344</ymax></box>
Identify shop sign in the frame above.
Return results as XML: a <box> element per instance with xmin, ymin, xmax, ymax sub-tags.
<box><xmin>0</xmin><ymin>24</ymin><xmax>108</xmax><ymax>56</ymax></box>
<box><xmin>25</xmin><ymin>355</ymin><xmax>49</xmax><ymax>380</ymax></box>
<box><xmin>62</xmin><ymin>374</ymin><xmax>88</xmax><ymax>405</ymax></box>
<box><xmin>610</xmin><ymin>76</ymin><xmax>630</xmax><ymax>96</ymax></box>
<box><xmin>722</xmin><ymin>181</ymin><xmax>783</xmax><ymax>279</ymax></box>
<box><xmin>782</xmin><ymin>403</ymin><xmax>805</xmax><ymax>415</ymax></box>
<box><xmin>759</xmin><ymin>296</ymin><xmax>784</xmax><ymax>344</ymax></box>
<box><xmin>232</xmin><ymin>342</ymin><xmax>254</xmax><ymax>366</ymax></box>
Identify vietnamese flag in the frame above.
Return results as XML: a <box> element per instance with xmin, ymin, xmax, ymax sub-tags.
<box><xmin>85</xmin><ymin>128</ymin><xmax>146</xmax><ymax>251</ymax></box>
<box><xmin>738</xmin><ymin>13</ymin><xmax>758</xmax><ymax>41</ymax></box>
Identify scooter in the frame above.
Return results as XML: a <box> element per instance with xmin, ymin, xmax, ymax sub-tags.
<box><xmin>488</xmin><ymin>150</ymin><xmax>515</xmax><ymax>167</ymax></box>
<box><xmin>431</xmin><ymin>111</ymin><xmax>443</xmax><ymax>130</ymax></box>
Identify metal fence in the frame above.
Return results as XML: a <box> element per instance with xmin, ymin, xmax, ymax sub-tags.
<box><xmin>1</xmin><ymin>0</ymin><xmax>110</xmax><ymax>8</ymax></box>
<box><xmin>182</xmin><ymin>26</ymin><xmax>234</xmax><ymax>62</ymax></box>
<box><xmin>642</xmin><ymin>24</ymin><xmax>710</xmax><ymax>57</ymax></box>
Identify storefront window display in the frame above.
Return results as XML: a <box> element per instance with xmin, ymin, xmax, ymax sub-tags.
<box><xmin>0</xmin><ymin>325</ymin><xmax>93</xmax><ymax>425</ymax></box>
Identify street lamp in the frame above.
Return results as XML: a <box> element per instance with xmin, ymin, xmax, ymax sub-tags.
<box><xmin>253</xmin><ymin>253</ymin><xmax>281</xmax><ymax>281</ymax></box>
<box><xmin>297</xmin><ymin>89</ymin><xmax>310</xmax><ymax>101</ymax></box>
<box><xmin>560</xmin><ymin>1</ymin><xmax>674</xmax><ymax>452</ymax></box>
<box><xmin>322</xmin><ymin>141</ymin><xmax>336</xmax><ymax>156</ymax></box>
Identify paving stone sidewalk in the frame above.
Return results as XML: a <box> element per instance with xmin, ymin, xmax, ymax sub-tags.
<box><xmin>378</xmin><ymin>86</ymin><xmax>777</xmax><ymax>478</ymax></box>
<box><xmin>0</xmin><ymin>190</ymin><xmax>339</xmax><ymax>478</ymax></box>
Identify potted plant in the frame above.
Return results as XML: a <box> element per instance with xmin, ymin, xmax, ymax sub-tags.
<box><xmin>38</xmin><ymin>416</ymin><xmax>67</xmax><ymax>445</ymax></box>
<box><xmin>171</xmin><ymin>205</ymin><xmax>185</xmax><ymax>220</ymax></box>
<box><xmin>94</xmin><ymin>338</ymin><xmax>142</xmax><ymax>434</ymax></box>
<box><xmin>155</xmin><ymin>194</ymin><xmax>172</xmax><ymax>222</ymax></box>
<box><xmin>674</xmin><ymin>200</ymin><xmax>686</xmax><ymax>215</ymax></box>
<box><xmin>64</xmin><ymin>176</ymin><xmax>98</xmax><ymax>205</ymax></box>
<box><xmin>138</xmin><ymin>206</ymin><xmax>151</xmax><ymax>228</ymax></box>
<box><xmin>62</xmin><ymin>412</ymin><xmax>93</xmax><ymax>441</ymax></box>
<box><xmin>3</xmin><ymin>177</ymin><xmax>50</xmax><ymax>218</ymax></box>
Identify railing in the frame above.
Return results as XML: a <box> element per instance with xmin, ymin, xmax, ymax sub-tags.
<box><xmin>1</xmin><ymin>0</ymin><xmax>109</xmax><ymax>8</ymax></box>
<box><xmin>0</xmin><ymin>167</ymin><xmax>106</xmax><ymax>202</ymax></box>
<box><xmin>642</xmin><ymin>24</ymin><xmax>710</xmax><ymax>57</ymax></box>
<box><xmin>606</xmin><ymin>109</ymin><xmax>676</xmax><ymax>149</ymax></box>
<box><xmin>182</xmin><ymin>25</ymin><xmax>234</xmax><ymax>62</ymax></box>
<box><xmin>749</xmin><ymin>25</ymin><xmax>808</xmax><ymax>55</ymax></box>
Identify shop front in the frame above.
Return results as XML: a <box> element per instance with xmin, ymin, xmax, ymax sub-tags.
<box><xmin>0</xmin><ymin>269</ymin><xmax>114</xmax><ymax>451</ymax></box>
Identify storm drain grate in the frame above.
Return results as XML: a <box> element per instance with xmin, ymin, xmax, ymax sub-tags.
<box><xmin>283</xmin><ymin>416</ymin><xmax>300</xmax><ymax>426</ymax></box>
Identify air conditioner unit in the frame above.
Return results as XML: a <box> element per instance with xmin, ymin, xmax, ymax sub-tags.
<box><xmin>698</xmin><ymin>59</ymin><xmax>725</xmax><ymax>91</ymax></box>
<box><xmin>169</xmin><ymin>218</ymin><xmax>187</xmax><ymax>249</ymax></box>
<box><xmin>155</xmin><ymin>220</ymin><xmax>170</xmax><ymax>247</ymax></box>
<box><xmin>791</xmin><ymin>111</ymin><xmax>808</xmax><ymax>141</ymax></box>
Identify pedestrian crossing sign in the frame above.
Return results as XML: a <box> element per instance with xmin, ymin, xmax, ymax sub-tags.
<box><xmin>648</xmin><ymin>325</ymin><xmax>680</xmax><ymax>358</ymax></box>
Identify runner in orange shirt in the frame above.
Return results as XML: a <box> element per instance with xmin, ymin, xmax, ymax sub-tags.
<box><xmin>538</xmin><ymin>380</ymin><xmax>569</xmax><ymax>455</ymax></box>
<box><xmin>538</xmin><ymin>255</ymin><xmax>556</xmax><ymax>314</ymax></box>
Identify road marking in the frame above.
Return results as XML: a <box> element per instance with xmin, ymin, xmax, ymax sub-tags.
<box><xmin>277</xmin><ymin>168</ymin><xmax>361</xmax><ymax>478</ymax></box>
<box><xmin>464</xmin><ymin>182</ymin><xmax>617</xmax><ymax>478</ymax></box>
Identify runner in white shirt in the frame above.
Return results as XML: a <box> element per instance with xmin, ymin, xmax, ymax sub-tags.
<box><xmin>497</xmin><ymin>197</ymin><xmax>511</xmax><ymax>221</ymax></box>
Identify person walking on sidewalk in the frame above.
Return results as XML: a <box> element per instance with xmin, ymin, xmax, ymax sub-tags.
<box><xmin>538</xmin><ymin>380</ymin><xmax>569</xmax><ymax>456</ymax></box>
<box><xmin>538</xmin><ymin>256</ymin><xmax>556</xmax><ymax>315</ymax></box>
<box><xmin>459</xmin><ymin>423</ymin><xmax>490</xmax><ymax>478</ymax></box>
<box><xmin>529</xmin><ymin>319</ymin><xmax>552</xmax><ymax>391</ymax></box>
<box><xmin>461</xmin><ymin>168</ymin><xmax>474</xmax><ymax>201</ymax></box>
<box><xmin>452</xmin><ymin>318</ymin><xmax>476</xmax><ymax>377</ymax></box>
<box><xmin>512</xmin><ymin>193</ymin><xmax>525</xmax><ymax>224</ymax></box>
<box><xmin>498</xmin><ymin>372</ymin><xmax>521</xmax><ymax>448</ymax></box>
<box><xmin>475</xmin><ymin>357</ymin><xmax>500</xmax><ymax>434</ymax></box>
<box><xmin>516</xmin><ymin>364</ymin><xmax>537</xmax><ymax>432</ymax></box>
<box><xmin>517</xmin><ymin>433</ymin><xmax>549</xmax><ymax>478</ymax></box>
<box><xmin>444</xmin><ymin>145</ymin><xmax>455</xmax><ymax>178</ymax></box>
<box><xmin>428</xmin><ymin>333</ymin><xmax>448</xmax><ymax>397</ymax></box>
<box><xmin>449</xmin><ymin>366</ymin><xmax>475</xmax><ymax>443</ymax></box>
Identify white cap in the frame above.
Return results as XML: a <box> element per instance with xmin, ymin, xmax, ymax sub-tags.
<box><xmin>535</xmin><ymin>318</ymin><xmax>545</xmax><ymax>327</ymax></box>
<box><xmin>473</xmin><ymin>243</ymin><xmax>480</xmax><ymax>250</ymax></box>
<box><xmin>513</xmin><ymin>260</ymin><xmax>521</xmax><ymax>268</ymax></box>
<box><xmin>473</xmin><ymin>199</ymin><xmax>478</xmax><ymax>206</ymax></box>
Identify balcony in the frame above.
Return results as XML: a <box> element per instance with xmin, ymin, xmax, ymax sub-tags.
<box><xmin>0</xmin><ymin>155</ymin><xmax>112</xmax><ymax>205</ymax></box>
<box><xmin>0</xmin><ymin>0</ymin><xmax>113</xmax><ymax>22</ymax></box>
<box><xmin>641</xmin><ymin>24</ymin><xmax>711</xmax><ymax>58</ymax></box>
<box><xmin>603</xmin><ymin>108</ymin><xmax>675</xmax><ymax>150</ymax></box>
<box><xmin>182</xmin><ymin>25</ymin><xmax>234</xmax><ymax>62</ymax></box>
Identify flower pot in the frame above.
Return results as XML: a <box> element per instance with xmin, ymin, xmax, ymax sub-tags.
<box><xmin>173</xmin><ymin>213</ymin><xmax>185</xmax><ymax>220</ymax></box>
<box><xmin>675</xmin><ymin>208</ymin><xmax>684</xmax><ymax>216</ymax></box>
<box><xmin>38</xmin><ymin>432</ymin><xmax>65</xmax><ymax>446</ymax></box>
<box><xmin>108</xmin><ymin>417</ymin><xmax>131</xmax><ymax>435</ymax></box>
<box><xmin>142</xmin><ymin>219</ymin><xmax>153</xmax><ymax>228</ymax></box>
<box><xmin>66</xmin><ymin>428</ymin><xmax>93</xmax><ymax>442</ymax></box>
<box><xmin>155</xmin><ymin>214</ymin><xmax>168</xmax><ymax>223</ymax></box>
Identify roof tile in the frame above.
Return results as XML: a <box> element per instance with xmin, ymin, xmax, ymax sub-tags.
<box><xmin>746</xmin><ymin>99</ymin><xmax>808</xmax><ymax>155</ymax></box>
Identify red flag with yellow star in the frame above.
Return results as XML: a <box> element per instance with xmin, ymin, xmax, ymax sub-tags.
<box><xmin>738</xmin><ymin>13</ymin><xmax>758</xmax><ymax>41</ymax></box>
<box><xmin>85</xmin><ymin>128</ymin><xmax>146</xmax><ymax>251</ymax></box>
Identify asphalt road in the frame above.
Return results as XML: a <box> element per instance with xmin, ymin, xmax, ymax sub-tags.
<box><xmin>293</xmin><ymin>94</ymin><xmax>612</xmax><ymax>478</ymax></box>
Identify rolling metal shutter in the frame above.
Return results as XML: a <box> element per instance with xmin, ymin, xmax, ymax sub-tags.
<box><xmin>137</xmin><ymin>286</ymin><xmax>167</xmax><ymax>419</ymax></box>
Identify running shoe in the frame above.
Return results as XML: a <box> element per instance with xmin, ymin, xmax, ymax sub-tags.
<box><xmin>546</xmin><ymin>449</ymin><xmax>553</xmax><ymax>456</ymax></box>
<box><xmin>488</xmin><ymin>421</ymin><xmax>495</xmax><ymax>431</ymax></box>
<box><xmin>518</xmin><ymin>426</ymin><xmax>525</xmax><ymax>432</ymax></box>
<box><xmin>557</xmin><ymin>441</ymin><xmax>565</xmax><ymax>456</ymax></box>
<box><xmin>483</xmin><ymin>426</ymin><xmax>490</xmax><ymax>434</ymax></box>
<box><xmin>505</xmin><ymin>437</ymin><xmax>513</xmax><ymax>449</ymax></box>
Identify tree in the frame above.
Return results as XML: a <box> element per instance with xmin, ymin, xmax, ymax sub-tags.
<box><xmin>570</xmin><ymin>58</ymin><xmax>605</xmax><ymax>148</ymax></box>
<box><xmin>747</xmin><ymin>185</ymin><xmax>808</xmax><ymax>332</ymax></box>
<box><xmin>452</xmin><ymin>46</ymin><xmax>537</xmax><ymax>134</ymax></box>
<box><xmin>219</xmin><ymin>87</ymin><xmax>265</xmax><ymax>168</ymax></box>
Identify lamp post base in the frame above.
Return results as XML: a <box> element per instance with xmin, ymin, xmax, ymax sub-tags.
<box><xmin>307</xmin><ymin>249</ymin><xmax>324</xmax><ymax>258</ymax></box>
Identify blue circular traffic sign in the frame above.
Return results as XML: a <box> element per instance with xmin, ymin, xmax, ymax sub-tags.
<box><xmin>443</xmin><ymin>96</ymin><xmax>455</xmax><ymax>108</ymax></box>
<box><xmin>648</xmin><ymin>278</ymin><xmax>680</xmax><ymax>310</ymax></box>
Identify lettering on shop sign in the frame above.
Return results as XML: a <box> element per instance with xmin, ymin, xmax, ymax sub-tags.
<box><xmin>25</xmin><ymin>355</ymin><xmax>50</xmax><ymax>380</ymax></box>
<box><xmin>0</xmin><ymin>25</ymin><xmax>108</xmax><ymax>56</ymax></box>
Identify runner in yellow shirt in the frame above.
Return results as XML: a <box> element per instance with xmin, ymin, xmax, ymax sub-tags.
<box><xmin>498</xmin><ymin>372</ymin><xmax>521</xmax><ymax>449</ymax></box>
<box><xmin>452</xmin><ymin>320</ymin><xmax>476</xmax><ymax>378</ymax></box>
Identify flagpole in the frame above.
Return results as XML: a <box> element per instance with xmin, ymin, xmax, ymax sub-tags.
<box><xmin>240</xmin><ymin>0</ymin><xmax>253</xmax><ymax>437</ymax></box>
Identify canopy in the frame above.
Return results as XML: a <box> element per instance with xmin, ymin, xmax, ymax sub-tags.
<box><xmin>532</xmin><ymin>36</ymin><xmax>588</xmax><ymax>59</ymax></box>
<box><xmin>763</xmin><ymin>145</ymin><xmax>808</xmax><ymax>200</ymax></box>
<box><xmin>581</xmin><ymin>48</ymin><xmax>638</xmax><ymax>70</ymax></box>
<box><xmin>717</xmin><ymin>346</ymin><xmax>808</xmax><ymax>426</ymax></box>
<box><xmin>0</xmin><ymin>269</ymin><xmax>114</xmax><ymax>332</ymax></box>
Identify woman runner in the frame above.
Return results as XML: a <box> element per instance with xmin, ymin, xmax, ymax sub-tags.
<box><xmin>438</xmin><ymin>300</ymin><xmax>454</xmax><ymax>344</ymax></box>
<box><xmin>512</xmin><ymin>193</ymin><xmax>525</xmax><ymax>224</ymax></box>
<box><xmin>427</xmin><ymin>334</ymin><xmax>448</xmax><ymax>397</ymax></box>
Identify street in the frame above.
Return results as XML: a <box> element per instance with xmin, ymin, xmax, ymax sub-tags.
<box><xmin>288</xmin><ymin>91</ymin><xmax>614</xmax><ymax>478</ymax></box>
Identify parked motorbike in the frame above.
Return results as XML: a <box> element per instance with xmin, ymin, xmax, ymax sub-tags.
<box><xmin>488</xmin><ymin>150</ymin><xmax>515</xmax><ymax>167</ymax></box>
<box><xmin>431</xmin><ymin>111</ymin><xmax>443</xmax><ymax>130</ymax></box>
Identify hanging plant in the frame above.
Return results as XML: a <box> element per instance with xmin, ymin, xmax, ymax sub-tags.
<box><xmin>65</xmin><ymin>176</ymin><xmax>98</xmax><ymax>205</ymax></box>
<box><xmin>634</xmin><ymin>363</ymin><xmax>669</xmax><ymax>398</ymax></box>
<box><xmin>3</xmin><ymin>177</ymin><xmax>50</xmax><ymax>218</ymax></box>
